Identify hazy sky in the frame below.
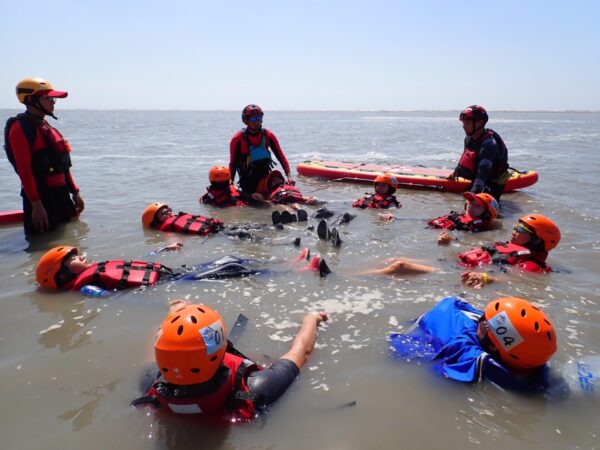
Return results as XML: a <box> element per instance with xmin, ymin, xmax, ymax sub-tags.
<box><xmin>1</xmin><ymin>0</ymin><xmax>599</xmax><ymax>110</ymax></box>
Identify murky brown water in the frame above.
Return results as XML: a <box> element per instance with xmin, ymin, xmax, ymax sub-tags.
<box><xmin>1</xmin><ymin>111</ymin><xmax>599</xmax><ymax>449</ymax></box>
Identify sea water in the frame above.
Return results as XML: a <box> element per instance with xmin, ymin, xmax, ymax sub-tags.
<box><xmin>0</xmin><ymin>110</ymin><xmax>599</xmax><ymax>450</ymax></box>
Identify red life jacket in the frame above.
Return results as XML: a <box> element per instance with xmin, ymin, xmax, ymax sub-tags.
<box><xmin>353</xmin><ymin>194</ymin><xmax>399</xmax><ymax>209</ymax></box>
<box><xmin>68</xmin><ymin>260</ymin><xmax>173</xmax><ymax>291</ymax></box>
<box><xmin>158</xmin><ymin>213</ymin><xmax>223</xmax><ymax>235</ymax></box>
<box><xmin>428</xmin><ymin>211</ymin><xmax>489</xmax><ymax>231</ymax></box>
<box><xmin>456</xmin><ymin>129</ymin><xmax>508</xmax><ymax>180</ymax></box>
<box><xmin>458</xmin><ymin>242</ymin><xmax>551</xmax><ymax>273</ymax></box>
<box><xmin>4</xmin><ymin>113</ymin><xmax>72</xmax><ymax>182</ymax></box>
<box><xmin>268</xmin><ymin>183</ymin><xmax>304</xmax><ymax>204</ymax></box>
<box><xmin>201</xmin><ymin>185</ymin><xmax>246</xmax><ymax>207</ymax></box>
<box><xmin>141</xmin><ymin>352</ymin><xmax>261</xmax><ymax>422</ymax></box>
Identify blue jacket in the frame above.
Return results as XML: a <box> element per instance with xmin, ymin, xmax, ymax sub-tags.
<box><xmin>389</xmin><ymin>297</ymin><xmax>549</xmax><ymax>392</ymax></box>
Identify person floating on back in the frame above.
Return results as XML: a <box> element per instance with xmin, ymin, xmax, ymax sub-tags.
<box><xmin>448</xmin><ymin>105</ymin><xmax>510</xmax><ymax>201</ymax></box>
<box><xmin>229</xmin><ymin>105</ymin><xmax>292</xmax><ymax>195</ymax></box>
<box><xmin>257</xmin><ymin>170</ymin><xmax>317</xmax><ymax>206</ymax></box>
<box><xmin>4</xmin><ymin>77</ymin><xmax>84</xmax><ymax>234</ymax></box>
<box><xmin>353</xmin><ymin>173</ymin><xmax>401</xmax><ymax>209</ymax></box>
<box><xmin>142</xmin><ymin>202</ymin><xmax>223</xmax><ymax>236</ymax></box>
<box><xmin>200</xmin><ymin>166</ymin><xmax>247</xmax><ymax>207</ymax></box>
<box><xmin>429</xmin><ymin>191</ymin><xmax>499</xmax><ymax>232</ymax></box>
<box><xmin>389</xmin><ymin>296</ymin><xmax>557</xmax><ymax>392</ymax></box>
<box><xmin>456</xmin><ymin>214</ymin><xmax>561</xmax><ymax>288</ymax></box>
<box><xmin>132</xmin><ymin>302</ymin><xmax>328</xmax><ymax>422</ymax></box>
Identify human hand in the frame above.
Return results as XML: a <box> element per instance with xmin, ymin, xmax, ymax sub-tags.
<box><xmin>379</xmin><ymin>212</ymin><xmax>396</xmax><ymax>222</ymax></box>
<box><xmin>447</xmin><ymin>170</ymin><xmax>457</xmax><ymax>181</ymax></box>
<box><xmin>461</xmin><ymin>271</ymin><xmax>490</xmax><ymax>289</ymax></box>
<box><xmin>73</xmin><ymin>192</ymin><xmax>85</xmax><ymax>214</ymax></box>
<box><xmin>286</xmin><ymin>174</ymin><xmax>295</xmax><ymax>185</ymax></box>
<box><xmin>31</xmin><ymin>200</ymin><xmax>49</xmax><ymax>232</ymax></box>
<box><xmin>308</xmin><ymin>312</ymin><xmax>329</xmax><ymax>325</ymax></box>
<box><xmin>437</xmin><ymin>231</ymin><xmax>454</xmax><ymax>245</ymax></box>
<box><xmin>164</xmin><ymin>242</ymin><xmax>183</xmax><ymax>251</ymax></box>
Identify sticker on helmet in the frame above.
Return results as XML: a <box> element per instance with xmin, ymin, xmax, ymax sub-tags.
<box><xmin>487</xmin><ymin>311</ymin><xmax>524</xmax><ymax>351</ymax></box>
<box><xmin>199</xmin><ymin>319</ymin><xmax>226</xmax><ymax>355</ymax></box>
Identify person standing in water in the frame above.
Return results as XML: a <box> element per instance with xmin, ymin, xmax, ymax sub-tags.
<box><xmin>4</xmin><ymin>77</ymin><xmax>84</xmax><ymax>234</ymax></box>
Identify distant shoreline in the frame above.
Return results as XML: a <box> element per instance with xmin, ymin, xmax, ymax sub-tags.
<box><xmin>1</xmin><ymin>108</ymin><xmax>599</xmax><ymax>113</ymax></box>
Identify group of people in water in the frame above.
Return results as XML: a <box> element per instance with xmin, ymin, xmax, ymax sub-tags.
<box><xmin>5</xmin><ymin>77</ymin><xmax>567</xmax><ymax>422</ymax></box>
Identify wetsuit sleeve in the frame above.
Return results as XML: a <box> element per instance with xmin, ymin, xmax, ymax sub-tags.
<box><xmin>8</xmin><ymin>121</ymin><xmax>40</xmax><ymax>202</ymax></box>
<box><xmin>229</xmin><ymin>133</ymin><xmax>242</xmax><ymax>183</ymax></box>
<box><xmin>246</xmin><ymin>358</ymin><xmax>299</xmax><ymax>407</ymax></box>
<box><xmin>471</xmin><ymin>138</ymin><xmax>499</xmax><ymax>193</ymax></box>
<box><xmin>265</xmin><ymin>130</ymin><xmax>291</xmax><ymax>175</ymax></box>
<box><xmin>483</xmin><ymin>355</ymin><xmax>548</xmax><ymax>393</ymax></box>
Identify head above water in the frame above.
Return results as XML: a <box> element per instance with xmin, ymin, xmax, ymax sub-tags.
<box><xmin>463</xmin><ymin>192</ymin><xmax>499</xmax><ymax>221</ymax></box>
<box><xmin>155</xmin><ymin>303</ymin><xmax>228</xmax><ymax>385</ymax></box>
<box><xmin>142</xmin><ymin>202</ymin><xmax>171</xmax><ymax>228</ymax></box>
<box><xmin>209</xmin><ymin>166</ymin><xmax>231</xmax><ymax>185</ymax></box>
<box><xmin>36</xmin><ymin>245</ymin><xmax>91</xmax><ymax>290</ymax></box>
<box><xmin>479</xmin><ymin>297</ymin><xmax>557</xmax><ymax>370</ymax></box>
<box><xmin>265</xmin><ymin>170</ymin><xmax>285</xmax><ymax>191</ymax></box>
<box><xmin>241</xmin><ymin>104</ymin><xmax>264</xmax><ymax>128</ymax></box>
<box><xmin>374</xmin><ymin>173</ymin><xmax>398</xmax><ymax>195</ymax></box>
<box><xmin>511</xmin><ymin>214</ymin><xmax>560</xmax><ymax>252</ymax></box>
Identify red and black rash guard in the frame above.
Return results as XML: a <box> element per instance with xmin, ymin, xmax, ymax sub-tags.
<box><xmin>7</xmin><ymin>116</ymin><xmax>79</xmax><ymax>202</ymax></box>
<box><xmin>229</xmin><ymin>128</ymin><xmax>291</xmax><ymax>183</ymax></box>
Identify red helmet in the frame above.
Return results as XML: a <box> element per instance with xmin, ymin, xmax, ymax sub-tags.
<box><xmin>459</xmin><ymin>105</ymin><xmax>488</xmax><ymax>124</ymax></box>
<box><xmin>483</xmin><ymin>297</ymin><xmax>557</xmax><ymax>369</ymax></box>
<box><xmin>241</xmin><ymin>104</ymin><xmax>264</xmax><ymax>122</ymax></box>
<box><xmin>155</xmin><ymin>303</ymin><xmax>228</xmax><ymax>385</ymax></box>
<box><xmin>374</xmin><ymin>173</ymin><xmax>398</xmax><ymax>193</ymax></box>
<box><xmin>518</xmin><ymin>214</ymin><xmax>561</xmax><ymax>252</ymax></box>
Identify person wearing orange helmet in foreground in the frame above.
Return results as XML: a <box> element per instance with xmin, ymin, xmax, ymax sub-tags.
<box><xmin>142</xmin><ymin>202</ymin><xmax>223</xmax><ymax>235</ymax></box>
<box><xmin>353</xmin><ymin>173</ymin><xmax>401</xmax><ymax>210</ymax></box>
<box><xmin>430</xmin><ymin>191</ymin><xmax>499</xmax><ymax>237</ymax></box>
<box><xmin>200</xmin><ymin>166</ymin><xmax>247</xmax><ymax>207</ymax></box>
<box><xmin>457</xmin><ymin>214</ymin><xmax>561</xmax><ymax>288</ymax></box>
<box><xmin>229</xmin><ymin>105</ymin><xmax>292</xmax><ymax>195</ymax></box>
<box><xmin>132</xmin><ymin>302</ymin><xmax>328</xmax><ymax>421</ymax></box>
<box><xmin>4</xmin><ymin>77</ymin><xmax>84</xmax><ymax>234</ymax></box>
<box><xmin>390</xmin><ymin>296</ymin><xmax>557</xmax><ymax>392</ymax></box>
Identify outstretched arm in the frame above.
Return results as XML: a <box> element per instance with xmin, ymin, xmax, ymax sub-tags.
<box><xmin>362</xmin><ymin>258</ymin><xmax>439</xmax><ymax>276</ymax></box>
<box><xmin>280</xmin><ymin>312</ymin><xmax>328</xmax><ymax>369</ymax></box>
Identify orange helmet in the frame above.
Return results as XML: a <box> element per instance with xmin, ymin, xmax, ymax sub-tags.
<box><xmin>483</xmin><ymin>297</ymin><xmax>557</xmax><ymax>369</ymax></box>
<box><xmin>463</xmin><ymin>192</ymin><xmax>499</xmax><ymax>221</ymax></box>
<box><xmin>209</xmin><ymin>166</ymin><xmax>231</xmax><ymax>183</ymax></box>
<box><xmin>142</xmin><ymin>202</ymin><xmax>167</xmax><ymax>228</ymax></box>
<box><xmin>374</xmin><ymin>173</ymin><xmax>398</xmax><ymax>193</ymax></box>
<box><xmin>518</xmin><ymin>214</ymin><xmax>561</xmax><ymax>252</ymax></box>
<box><xmin>36</xmin><ymin>245</ymin><xmax>77</xmax><ymax>289</ymax></box>
<box><xmin>155</xmin><ymin>303</ymin><xmax>228</xmax><ymax>385</ymax></box>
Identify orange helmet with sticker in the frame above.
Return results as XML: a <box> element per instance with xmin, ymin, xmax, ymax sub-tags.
<box><xmin>518</xmin><ymin>214</ymin><xmax>561</xmax><ymax>252</ymax></box>
<box><xmin>36</xmin><ymin>245</ymin><xmax>78</xmax><ymax>289</ymax></box>
<box><xmin>374</xmin><ymin>173</ymin><xmax>398</xmax><ymax>193</ymax></box>
<box><xmin>463</xmin><ymin>192</ymin><xmax>499</xmax><ymax>221</ymax></box>
<box><xmin>209</xmin><ymin>166</ymin><xmax>231</xmax><ymax>183</ymax></box>
<box><xmin>155</xmin><ymin>303</ymin><xmax>228</xmax><ymax>385</ymax></box>
<box><xmin>142</xmin><ymin>202</ymin><xmax>167</xmax><ymax>228</ymax></box>
<box><xmin>483</xmin><ymin>297</ymin><xmax>557</xmax><ymax>369</ymax></box>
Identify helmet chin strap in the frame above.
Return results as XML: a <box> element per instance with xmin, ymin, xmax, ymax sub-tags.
<box><xmin>467</xmin><ymin>120</ymin><xmax>485</xmax><ymax>138</ymax></box>
<box><xmin>30</xmin><ymin>96</ymin><xmax>58</xmax><ymax>120</ymax></box>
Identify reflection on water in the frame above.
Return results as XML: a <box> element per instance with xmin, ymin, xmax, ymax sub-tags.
<box><xmin>1</xmin><ymin>111</ymin><xmax>600</xmax><ymax>450</ymax></box>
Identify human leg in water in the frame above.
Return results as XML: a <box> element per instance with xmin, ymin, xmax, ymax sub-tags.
<box><xmin>360</xmin><ymin>258</ymin><xmax>439</xmax><ymax>276</ymax></box>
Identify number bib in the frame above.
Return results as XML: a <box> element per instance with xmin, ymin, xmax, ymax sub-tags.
<box><xmin>487</xmin><ymin>311</ymin><xmax>524</xmax><ymax>350</ymax></box>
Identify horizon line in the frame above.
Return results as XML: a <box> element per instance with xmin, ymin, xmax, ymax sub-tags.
<box><xmin>1</xmin><ymin>108</ymin><xmax>599</xmax><ymax>113</ymax></box>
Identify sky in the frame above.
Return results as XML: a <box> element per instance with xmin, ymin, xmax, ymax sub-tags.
<box><xmin>1</xmin><ymin>0</ymin><xmax>599</xmax><ymax>111</ymax></box>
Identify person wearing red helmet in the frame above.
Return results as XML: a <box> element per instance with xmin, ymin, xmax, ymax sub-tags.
<box><xmin>352</xmin><ymin>173</ymin><xmax>401</xmax><ymax>209</ymax></box>
<box><xmin>4</xmin><ymin>77</ymin><xmax>84</xmax><ymax>234</ymax></box>
<box><xmin>132</xmin><ymin>302</ymin><xmax>328</xmax><ymax>421</ymax></box>
<box><xmin>432</xmin><ymin>192</ymin><xmax>499</xmax><ymax>243</ymax></box>
<box><xmin>460</xmin><ymin>214</ymin><xmax>561</xmax><ymax>288</ymax></box>
<box><xmin>229</xmin><ymin>105</ymin><xmax>292</xmax><ymax>196</ymax></box>
<box><xmin>390</xmin><ymin>296</ymin><xmax>557</xmax><ymax>392</ymax></box>
<box><xmin>449</xmin><ymin>105</ymin><xmax>509</xmax><ymax>201</ymax></box>
<box><xmin>200</xmin><ymin>166</ymin><xmax>247</xmax><ymax>207</ymax></box>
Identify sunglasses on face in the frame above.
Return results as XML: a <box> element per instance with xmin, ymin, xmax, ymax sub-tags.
<box><xmin>247</xmin><ymin>115</ymin><xmax>263</xmax><ymax>123</ymax></box>
<box><xmin>513</xmin><ymin>223</ymin><xmax>534</xmax><ymax>235</ymax></box>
